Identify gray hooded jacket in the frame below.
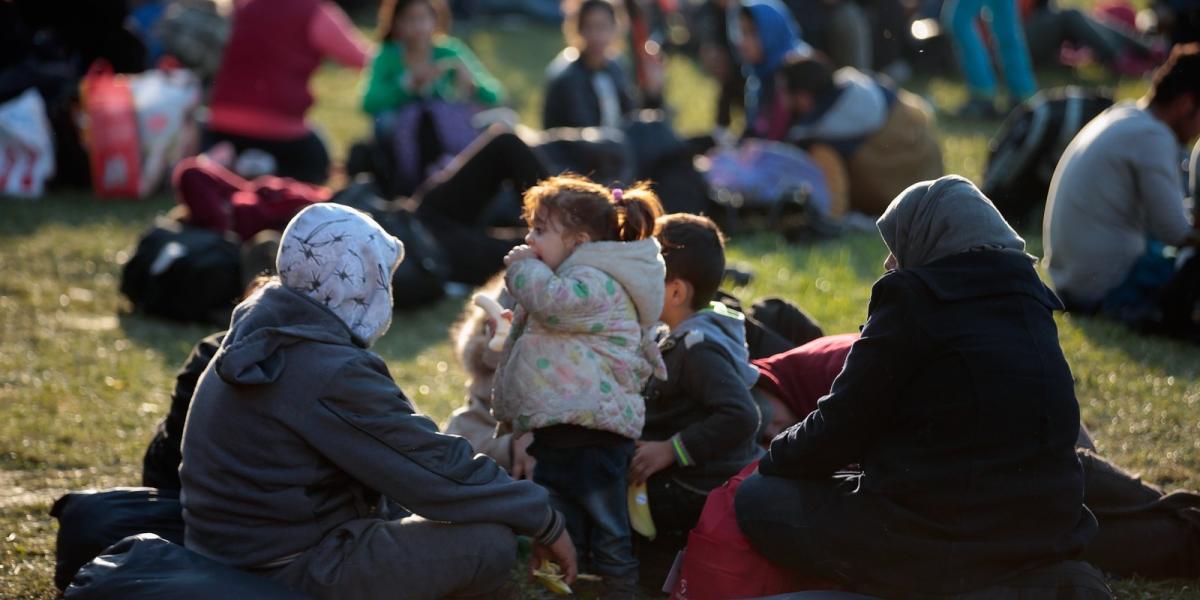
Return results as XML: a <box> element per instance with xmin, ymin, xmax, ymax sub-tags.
<box><xmin>641</xmin><ymin>302</ymin><xmax>764</xmax><ymax>491</ymax></box>
<box><xmin>179</xmin><ymin>282</ymin><xmax>557</xmax><ymax>569</ymax></box>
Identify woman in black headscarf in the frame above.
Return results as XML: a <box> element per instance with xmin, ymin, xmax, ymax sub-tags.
<box><xmin>735</xmin><ymin>175</ymin><xmax>1107</xmax><ymax>598</ymax></box>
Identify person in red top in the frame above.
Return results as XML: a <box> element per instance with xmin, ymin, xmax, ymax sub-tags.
<box><xmin>751</xmin><ymin>333</ymin><xmax>857</xmax><ymax>445</ymax></box>
<box><xmin>203</xmin><ymin>0</ymin><xmax>370</xmax><ymax>184</ymax></box>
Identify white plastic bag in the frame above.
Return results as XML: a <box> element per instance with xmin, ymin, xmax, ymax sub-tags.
<box><xmin>129</xmin><ymin>67</ymin><xmax>201</xmax><ymax>197</ymax></box>
<box><xmin>0</xmin><ymin>88</ymin><xmax>56</xmax><ymax>198</ymax></box>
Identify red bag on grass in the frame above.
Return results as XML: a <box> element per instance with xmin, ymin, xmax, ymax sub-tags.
<box><xmin>80</xmin><ymin>59</ymin><xmax>201</xmax><ymax>199</ymax></box>
<box><xmin>81</xmin><ymin>60</ymin><xmax>141</xmax><ymax>198</ymax></box>
<box><xmin>670</xmin><ymin>461</ymin><xmax>836</xmax><ymax>600</ymax></box>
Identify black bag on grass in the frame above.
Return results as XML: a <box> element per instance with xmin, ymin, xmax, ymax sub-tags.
<box><xmin>63</xmin><ymin>533</ymin><xmax>305</xmax><ymax>599</ymax></box>
<box><xmin>714</xmin><ymin>292</ymin><xmax>825</xmax><ymax>359</ymax></box>
<box><xmin>982</xmin><ymin>87</ymin><xmax>1113</xmax><ymax>228</ymax></box>
<box><xmin>535</xmin><ymin>127</ymin><xmax>635</xmax><ymax>186</ymax></box>
<box><xmin>120</xmin><ymin>218</ymin><xmax>243</xmax><ymax>323</ymax></box>
<box><xmin>50</xmin><ymin>488</ymin><xmax>184</xmax><ymax>590</ymax></box>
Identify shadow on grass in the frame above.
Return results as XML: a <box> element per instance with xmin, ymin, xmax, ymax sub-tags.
<box><xmin>117</xmin><ymin>313</ymin><xmax>219</xmax><ymax>371</ymax></box>
<box><xmin>375</xmin><ymin>296</ymin><xmax>471</xmax><ymax>362</ymax></box>
<box><xmin>116</xmin><ymin>294</ymin><xmax>465</xmax><ymax>372</ymax></box>
<box><xmin>1068</xmin><ymin>311</ymin><xmax>1200</xmax><ymax>380</ymax></box>
<box><xmin>1</xmin><ymin>193</ymin><xmax>172</xmax><ymax>236</ymax></box>
<box><xmin>731</xmin><ymin>231</ymin><xmax>887</xmax><ymax>282</ymax></box>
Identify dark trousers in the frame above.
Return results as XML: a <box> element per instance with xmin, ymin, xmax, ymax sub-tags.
<box><xmin>529</xmin><ymin>440</ymin><xmax>638</xmax><ymax>587</ymax></box>
<box><xmin>715</xmin><ymin>74</ymin><xmax>745</xmax><ymax>130</ymax></box>
<box><xmin>372</xmin><ymin>106</ymin><xmax>455</xmax><ymax>196</ymax></box>
<box><xmin>201</xmin><ymin>128</ymin><xmax>330</xmax><ymax>185</ymax></box>
<box><xmin>734</xmin><ymin>472</ymin><xmax>869</xmax><ymax>586</ymax></box>
<box><xmin>267</xmin><ymin>516</ymin><xmax>517</xmax><ymax>600</ymax></box>
<box><xmin>414</xmin><ymin>130</ymin><xmax>549</xmax><ymax>285</ymax></box>
<box><xmin>636</xmin><ymin>473</ymin><xmax>711</xmax><ymax>589</ymax></box>
<box><xmin>735</xmin><ymin>473</ymin><xmax>1111</xmax><ymax>598</ymax></box>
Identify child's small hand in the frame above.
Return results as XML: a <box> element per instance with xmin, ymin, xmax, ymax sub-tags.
<box><xmin>504</xmin><ymin>244</ymin><xmax>538</xmax><ymax>266</ymax></box>
<box><xmin>408</xmin><ymin>61</ymin><xmax>439</xmax><ymax>92</ymax></box>
<box><xmin>453</xmin><ymin>60</ymin><xmax>477</xmax><ymax>100</ymax></box>
<box><xmin>510</xmin><ymin>432</ymin><xmax>536</xmax><ymax>480</ymax></box>
<box><xmin>532</xmin><ymin>529</ymin><xmax>578</xmax><ymax>586</ymax></box>
<box><xmin>630</xmin><ymin>440</ymin><xmax>676</xmax><ymax>485</ymax></box>
<box><xmin>483</xmin><ymin>309</ymin><xmax>514</xmax><ymax>339</ymax></box>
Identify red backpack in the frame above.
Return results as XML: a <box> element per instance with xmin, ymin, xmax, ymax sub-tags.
<box><xmin>670</xmin><ymin>461</ymin><xmax>836</xmax><ymax>600</ymax></box>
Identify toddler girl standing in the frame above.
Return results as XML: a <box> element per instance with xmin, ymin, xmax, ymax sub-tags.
<box><xmin>493</xmin><ymin>174</ymin><xmax>667</xmax><ymax>596</ymax></box>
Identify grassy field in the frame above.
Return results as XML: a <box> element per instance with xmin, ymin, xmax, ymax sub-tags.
<box><xmin>2</xmin><ymin>18</ymin><xmax>1200</xmax><ymax>599</ymax></box>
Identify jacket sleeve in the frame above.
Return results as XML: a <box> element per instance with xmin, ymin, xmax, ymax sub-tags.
<box><xmin>309</xmin><ymin>2</ymin><xmax>369</xmax><ymax>69</ymax></box>
<box><xmin>759</xmin><ymin>275</ymin><xmax>913</xmax><ymax>479</ymax></box>
<box><xmin>542</xmin><ymin>66</ymin><xmax>594</xmax><ymax>129</ymax></box>
<box><xmin>1135</xmin><ymin>132</ymin><xmax>1192</xmax><ymax>247</ymax></box>
<box><xmin>446</xmin><ymin>38</ymin><xmax>505</xmax><ymax>106</ymax></box>
<box><xmin>301</xmin><ymin>354</ymin><xmax>556</xmax><ymax>538</ymax></box>
<box><xmin>444</xmin><ymin>397</ymin><xmax>514</xmax><ymax>471</ymax></box>
<box><xmin>360</xmin><ymin>44</ymin><xmax>413</xmax><ymax>115</ymax></box>
<box><xmin>670</xmin><ymin>344</ymin><xmax>760</xmax><ymax>467</ymax></box>
<box><xmin>505</xmin><ymin>259</ymin><xmax>614</xmax><ymax>331</ymax></box>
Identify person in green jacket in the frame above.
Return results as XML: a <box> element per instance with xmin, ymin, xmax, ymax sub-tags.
<box><xmin>360</xmin><ymin>0</ymin><xmax>504</xmax><ymax>115</ymax></box>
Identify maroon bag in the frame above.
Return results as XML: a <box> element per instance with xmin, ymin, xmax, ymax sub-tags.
<box><xmin>671</xmin><ymin>461</ymin><xmax>836</xmax><ymax>600</ymax></box>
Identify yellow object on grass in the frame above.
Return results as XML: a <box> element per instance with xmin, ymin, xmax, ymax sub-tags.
<box><xmin>628</xmin><ymin>482</ymin><xmax>656</xmax><ymax>540</ymax></box>
<box><xmin>533</xmin><ymin>558</ymin><xmax>573</xmax><ymax>595</ymax></box>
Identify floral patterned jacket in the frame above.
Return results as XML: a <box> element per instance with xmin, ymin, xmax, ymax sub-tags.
<box><xmin>493</xmin><ymin>239</ymin><xmax>667</xmax><ymax>439</ymax></box>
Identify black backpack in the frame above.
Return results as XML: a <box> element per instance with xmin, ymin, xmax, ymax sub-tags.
<box><xmin>120</xmin><ymin>218</ymin><xmax>243</xmax><ymax>323</ymax></box>
<box><xmin>63</xmin><ymin>533</ymin><xmax>305</xmax><ymax>599</ymax></box>
<box><xmin>50</xmin><ymin>488</ymin><xmax>185</xmax><ymax>590</ymax></box>
<box><xmin>331</xmin><ymin>177</ymin><xmax>451</xmax><ymax>309</ymax></box>
<box><xmin>982</xmin><ymin>87</ymin><xmax>1114</xmax><ymax>228</ymax></box>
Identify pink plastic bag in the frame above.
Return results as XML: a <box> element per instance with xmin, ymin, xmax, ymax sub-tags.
<box><xmin>81</xmin><ymin>60</ymin><xmax>141</xmax><ymax>198</ymax></box>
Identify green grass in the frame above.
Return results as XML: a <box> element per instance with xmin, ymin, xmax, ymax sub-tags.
<box><xmin>1</xmin><ymin>20</ymin><xmax>1198</xmax><ymax>599</ymax></box>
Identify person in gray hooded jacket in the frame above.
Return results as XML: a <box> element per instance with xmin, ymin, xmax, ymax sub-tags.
<box><xmin>179</xmin><ymin>203</ymin><xmax>575</xmax><ymax>600</ymax></box>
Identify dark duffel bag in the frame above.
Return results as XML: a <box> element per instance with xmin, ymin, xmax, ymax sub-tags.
<box><xmin>120</xmin><ymin>217</ymin><xmax>243</xmax><ymax>323</ymax></box>
<box><xmin>331</xmin><ymin>176</ymin><xmax>452</xmax><ymax>308</ymax></box>
<box><xmin>63</xmin><ymin>533</ymin><xmax>306</xmax><ymax>599</ymax></box>
<box><xmin>50</xmin><ymin>487</ymin><xmax>185</xmax><ymax>590</ymax></box>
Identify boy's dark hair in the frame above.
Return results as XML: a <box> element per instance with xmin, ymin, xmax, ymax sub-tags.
<box><xmin>1148</xmin><ymin>43</ymin><xmax>1200</xmax><ymax>109</ymax></box>
<box><xmin>657</xmin><ymin>214</ymin><xmax>726</xmax><ymax>311</ymax></box>
<box><xmin>781</xmin><ymin>52</ymin><xmax>837</xmax><ymax>99</ymax></box>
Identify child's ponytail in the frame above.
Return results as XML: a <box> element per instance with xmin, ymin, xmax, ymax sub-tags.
<box><xmin>612</xmin><ymin>182</ymin><xmax>664</xmax><ymax>242</ymax></box>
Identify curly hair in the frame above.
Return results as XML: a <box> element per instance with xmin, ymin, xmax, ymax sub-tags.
<box><xmin>521</xmin><ymin>174</ymin><xmax>663</xmax><ymax>243</ymax></box>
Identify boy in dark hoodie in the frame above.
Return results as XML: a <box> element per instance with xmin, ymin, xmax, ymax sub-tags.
<box><xmin>630</xmin><ymin>214</ymin><xmax>764</xmax><ymax>573</ymax></box>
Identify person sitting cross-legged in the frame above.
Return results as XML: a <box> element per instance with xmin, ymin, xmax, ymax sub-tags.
<box><xmin>1044</xmin><ymin>43</ymin><xmax>1200</xmax><ymax>337</ymax></box>
<box><xmin>735</xmin><ymin>176</ymin><xmax>1109</xmax><ymax>599</ymax></box>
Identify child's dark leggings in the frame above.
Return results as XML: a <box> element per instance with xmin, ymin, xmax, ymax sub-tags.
<box><xmin>201</xmin><ymin>127</ymin><xmax>331</xmax><ymax>185</ymax></box>
<box><xmin>528</xmin><ymin>438</ymin><xmax>638</xmax><ymax>590</ymax></box>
